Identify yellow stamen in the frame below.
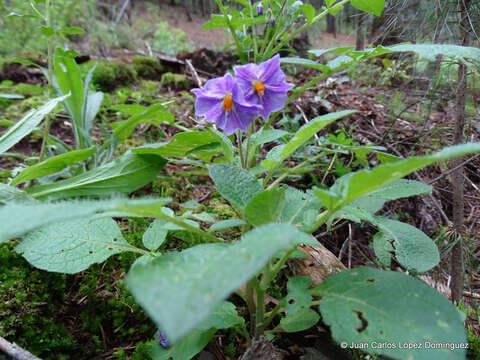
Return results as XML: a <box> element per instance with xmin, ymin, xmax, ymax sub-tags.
<box><xmin>223</xmin><ymin>94</ymin><xmax>233</xmax><ymax>112</ymax></box>
<box><xmin>254</xmin><ymin>81</ymin><xmax>265</xmax><ymax>96</ymax></box>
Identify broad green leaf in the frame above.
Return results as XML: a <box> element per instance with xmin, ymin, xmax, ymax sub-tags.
<box><xmin>143</xmin><ymin>219</ymin><xmax>168</xmax><ymax>251</ymax></box>
<box><xmin>389</xmin><ymin>43</ymin><xmax>480</xmax><ymax>62</ymax></box>
<box><xmin>315</xmin><ymin>143</ymin><xmax>480</xmax><ymax>212</ymax></box>
<box><xmin>126</xmin><ymin>223</ymin><xmax>315</xmax><ymax>343</ymax></box>
<box><xmin>282</xmin><ymin>276</ymin><xmax>313</xmax><ymax>315</ymax></box>
<box><xmin>16</xmin><ymin>217</ymin><xmax>131</xmax><ymax>274</ymax></box>
<box><xmin>280</xmin><ymin>308</ymin><xmax>320</xmax><ymax>332</ymax></box>
<box><xmin>197</xmin><ymin>301</ymin><xmax>244</xmax><ymax>330</ymax></box>
<box><xmin>207</xmin><ymin>128</ymin><xmax>234</xmax><ymax>163</ymax></box>
<box><xmin>245</xmin><ymin>188</ymin><xmax>285</xmax><ymax>226</ymax></box>
<box><xmin>373</xmin><ymin>218</ymin><xmax>439</xmax><ymax>272</ymax></box>
<box><xmin>250</xmin><ymin>129</ymin><xmax>288</xmax><ymax>147</ymax></box>
<box><xmin>208</xmin><ymin>219</ymin><xmax>246</xmax><ymax>232</ymax></box>
<box><xmin>261</xmin><ymin>111</ymin><xmax>356</xmax><ymax>172</ymax></box>
<box><xmin>0</xmin><ymin>94</ymin><xmax>68</xmax><ymax>154</ymax></box>
<box><xmin>11</xmin><ymin>146</ymin><xmax>97</xmax><ymax>186</ymax></box>
<box><xmin>366</xmin><ymin>179</ymin><xmax>432</xmax><ymax>200</ymax></box>
<box><xmin>0</xmin><ymin>184</ymin><xmax>35</xmax><ymax>205</ymax></box>
<box><xmin>245</xmin><ymin>186</ymin><xmax>322</xmax><ymax>231</ymax></box>
<box><xmin>0</xmin><ymin>120</ymin><xmax>14</xmax><ymax>127</ymax></box>
<box><xmin>84</xmin><ymin>92</ymin><xmax>103</xmax><ymax>136</ymax></box>
<box><xmin>133</xmin><ymin>131</ymin><xmax>221</xmax><ymax>158</ymax></box>
<box><xmin>54</xmin><ymin>49</ymin><xmax>84</xmax><ymax>144</ymax></box>
<box><xmin>151</xmin><ymin>329</ymin><xmax>216</xmax><ymax>360</ymax></box>
<box><xmin>0</xmin><ymin>198</ymin><xmax>168</xmax><ymax>243</ymax></box>
<box><xmin>280</xmin><ymin>57</ymin><xmax>330</xmax><ymax>72</ymax></box>
<box><xmin>300</xmin><ymin>4</ymin><xmax>315</xmax><ymax>23</ymax></box>
<box><xmin>40</xmin><ymin>25</ymin><xmax>55</xmax><ymax>37</ymax></box>
<box><xmin>208</xmin><ymin>164</ymin><xmax>263</xmax><ymax>210</ymax></box>
<box><xmin>112</xmin><ymin>105</ymin><xmax>173</xmax><ymax>141</ymax></box>
<box><xmin>27</xmin><ymin>152</ymin><xmax>166</xmax><ymax>200</ymax></box>
<box><xmin>308</xmin><ymin>46</ymin><xmax>354</xmax><ymax>58</ymax></box>
<box><xmin>351</xmin><ymin>0</ymin><xmax>385</xmax><ymax>16</ymax></box>
<box><xmin>315</xmin><ymin>268</ymin><xmax>467</xmax><ymax>360</ymax></box>
<box><xmin>348</xmin><ymin>179</ymin><xmax>432</xmax><ymax>214</ymax></box>
<box><xmin>372</xmin><ymin>232</ymin><xmax>393</xmax><ymax>268</ymax></box>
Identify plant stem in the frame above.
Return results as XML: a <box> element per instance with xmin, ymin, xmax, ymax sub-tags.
<box><xmin>215</xmin><ymin>0</ymin><xmax>246</xmax><ymax>63</ymax></box>
<box><xmin>237</xmin><ymin>130</ymin><xmax>246</xmax><ymax>169</ymax></box>
<box><xmin>245</xmin><ymin>281</ymin><xmax>256</xmax><ymax>334</ymax></box>
<box><xmin>39</xmin><ymin>0</ymin><xmax>55</xmax><ymax>162</ymax></box>
<box><xmin>264</xmin><ymin>0</ymin><xmax>351</xmax><ymax>60</ymax></box>
<box><xmin>254</xmin><ymin>280</ymin><xmax>265</xmax><ymax>337</ymax></box>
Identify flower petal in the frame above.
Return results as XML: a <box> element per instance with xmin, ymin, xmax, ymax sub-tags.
<box><xmin>258</xmin><ymin>89</ymin><xmax>288</xmax><ymax>120</ymax></box>
<box><xmin>194</xmin><ymin>94</ymin><xmax>223</xmax><ymax>116</ymax></box>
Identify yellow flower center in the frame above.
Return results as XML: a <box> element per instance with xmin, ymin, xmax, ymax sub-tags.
<box><xmin>222</xmin><ymin>94</ymin><xmax>233</xmax><ymax>112</ymax></box>
<box><xmin>253</xmin><ymin>81</ymin><xmax>265</xmax><ymax>96</ymax></box>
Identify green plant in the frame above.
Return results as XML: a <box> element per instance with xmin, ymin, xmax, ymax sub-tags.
<box><xmin>151</xmin><ymin>22</ymin><xmax>194</xmax><ymax>56</ymax></box>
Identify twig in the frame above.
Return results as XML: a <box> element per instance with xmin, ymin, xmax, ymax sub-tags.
<box><xmin>185</xmin><ymin>59</ymin><xmax>203</xmax><ymax>88</ymax></box>
<box><xmin>427</xmin><ymin>154</ymin><xmax>480</xmax><ymax>185</ymax></box>
<box><xmin>463</xmin><ymin>291</ymin><xmax>480</xmax><ymax>300</ymax></box>
<box><xmin>115</xmin><ymin>0</ymin><xmax>130</xmax><ymax>24</ymax></box>
<box><xmin>0</xmin><ymin>336</ymin><xmax>42</xmax><ymax>360</ymax></box>
<box><xmin>145</xmin><ymin>41</ymin><xmax>153</xmax><ymax>57</ymax></box>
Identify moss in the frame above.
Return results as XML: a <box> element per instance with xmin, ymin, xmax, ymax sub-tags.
<box><xmin>160</xmin><ymin>72</ymin><xmax>191</xmax><ymax>91</ymax></box>
<box><xmin>0</xmin><ymin>241</ymin><xmax>76</xmax><ymax>359</ymax></box>
<box><xmin>132</xmin><ymin>56</ymin><xmax>164</xmax><ymax>79</ymax></box>
<box><xmin>139</xmin><ymin>80</ymin><xmax>160</xmax><ymax>95</ymax></box>
<box><xmin>3</xmin><ymin>95</ymin><xmax>48</xmax><ymax>122</ymax></box>
<box><xmin>91</xmin><ymin>61</ymin><xmax>137</xmax><ymax>92</ymax></box>
<box><xmin>207</xmin><ymin>199</ymin><xmax>237</xmax><ymax>220</ymax></box>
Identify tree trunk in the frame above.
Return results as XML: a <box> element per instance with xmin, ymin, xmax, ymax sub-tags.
<box><xmin>450</xmin><ymin>0</ymin><xmax>471</xmax><ymax>303</ymax></box>
<box><xmin>326</xmin><ymin>14</ymin><xmax>336</xmax><ymax>37</ymax></box>
<box><xmin>355</xmin><ymin>11</ymin><xmax>364</xmax><ymax>50</ymax></box>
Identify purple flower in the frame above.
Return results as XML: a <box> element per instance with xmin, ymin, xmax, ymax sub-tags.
<box><xmin>234</xmin><ymin>54</ymin><xmax>293</xmax><ymax>121</ymax></box>
<box><xmin>192</xmin><ymin>73</ymin><xmax>260</xmax><ymax>135</ymax></box>
<box><xmin>257</xmin><ymin>4</ymin><xmax>264</xmax><ymax>16</ymax></box>
<box><xmin>158</xmin><ymin>330</ymin><xmax>169</xmax><ymax>348</ymax></box>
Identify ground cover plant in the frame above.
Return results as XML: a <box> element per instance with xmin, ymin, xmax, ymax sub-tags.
<box><xmin>1</xmin><ymin>0</ymin><xmax>480</xmax><ymax>359</ymax></box>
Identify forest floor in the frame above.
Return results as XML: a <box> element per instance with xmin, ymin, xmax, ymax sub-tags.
<box><xmin>1</xmin><ymin>7</ymin><xmax>480</xmax><ymax>360</ymax></box>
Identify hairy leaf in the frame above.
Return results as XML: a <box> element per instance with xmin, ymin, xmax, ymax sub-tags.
<box><xmin>16</xmin><ymin>217</ymin><xmax>131</xmax><ymax>274</ymax></box>
<box><xmin>315</xmin><ymin>268</ymin><xmax>467</xmax><ymax>360</ymax></box>
<box><xmin>126</xmin><ymin>224</ymin><xmax>315</xmax><ymax>343</ymax></box>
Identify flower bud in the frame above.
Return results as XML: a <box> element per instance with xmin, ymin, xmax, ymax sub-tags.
<box><xmin>269</xmin><ymin>16</ymin><xmax>276</xmax><ymax>26</ymax></box>
<box><xmin>257</xmin><ymin>4</ymin><xmax>264</xmax><ymax>16</ymax></box>
<box><xmin>158</xmin><ymin>331</ymin><xmax>169</xmax><ymax>348</ymax></box>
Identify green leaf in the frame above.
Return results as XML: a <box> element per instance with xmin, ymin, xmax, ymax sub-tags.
<box><xmin>16</xmin><ymin>217</ymin><xmax>131</xmax><ymax>274</ymax></box>
<box><xmin>198</xmin><ymin>301</ymin><xmax>244</xmax><ymax>330</ymax></box>
<box><xmin>0</xmin><ymin>198</ymin><xmax>168</xmax><ymax>244</ymax></box>
<box><xmin>282</xmin><ymin>276</ymin><xmax>313</xmax><ymax>315</ymax></box>
<box><xmin>112</xmin><ymin>105</ymin><xmax>173</xmax><ymax>141</ymax></box>
<box><xmin>372</xmin><ymin>232</ymin><xmax>393</xmax><ymax>268</ymax></box>
<box><xmin>245</xmin><ymin>187</ymin><xmax>322</xmax><ymax>231</ymax></box>
<box><xmin>250</xmin><ymin>129</ymin><xmax>288</xmax><ymax>147</ymax></box>
<box><xmin>315</xmin><ymin>143</ymin><xmax>480</xmax><ymax>212</ymax></box>
<box><xmin>27</xmin><ymin>152</ymin><xmax>166</xmax><ymax>200</ymax></box>
<box><xmin>143</xmin><ymin>219</ymin><xmax>168</xmax><ymax>251</ymax></box>
<box><xmin>0</xmin><ymin>95</ymin><xmax>68</xmax><ymax>154</ymax></box>
<box><xmin>54</xmin><ymin>49</ymin><xmax>84</xmax><ymax>143</ymax></box>
<box><xmin>245</xmin><ymin>187</ymin><xmax>285</xmax><ymax>226</ymax></box>
<box><xmin>11</xmin><ymin>146</ymin><xmax>97</xmax><ymax>186</ymax></box>
<box><xmin>347</xmin><ymin>179</ymin><xmax>432</xmax><ymax>214</ymax></box>
<box><xmin>126</xmin><ymin>223</ymin><xmax>315</xmax><ymax>343</ymax></box>
<box><xmin>373</xmin><ymin>218</ymin><xmax>439</xmax><ymax>272</ymax></box>
<box><xmin>0</xmin><ymin>184</ymin><xmax>35</xmax><ymax>205</ymax></box>
<box><xmin>209</xmin><ymin>164</ymin><xmax>263</xmax><ymax>210</ymax></box>
<box><xmin>280</xmin><ymin>308</ymin><xmax>320</xmax><ymax>332</ymax></box>
<box><xmin>389</xmin><ymin>43</ymin><xmax>480</xmax><ymax>62</ymax></box>
<box><xmin>315</xmin><ymin>268</ymin><xmax>467</xmax><ymax>360</ymax></box>
<box><xmin>300</xmin><ymin>4</ymin><xmax>315</xmax><ymax>23</ymax></box>
<box><xmin>60</xmin><ymin>26</ymin><xmax>85</xmax><ymax>35</ymax></box>
<box><xmin>261</xmin><ymin>111</ymin><xmax>356</xmax><ymax>172</ymax></box>
<box><xmin>351</xmin><ymin>0</ymin><xmax>385</xmax><ymax>16</ymax></box>
<box><xmin>208</xmin><ymin>219</ymin><xmax>246</xmax><ymax>232</ymax></box>
<box><xmin>40</xmin><ymin>25</ymin><xmax>55</xmax><ymax>37</ymax></box>
<box><xmin>133</xmin><ymin>131</ymin><xmax>221</xmax><ymax>158</ymax></box>
<box><xmin>151</xmin><ymin>329</ymin><xmax>216</xmax><ymax>360</ymax></box>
